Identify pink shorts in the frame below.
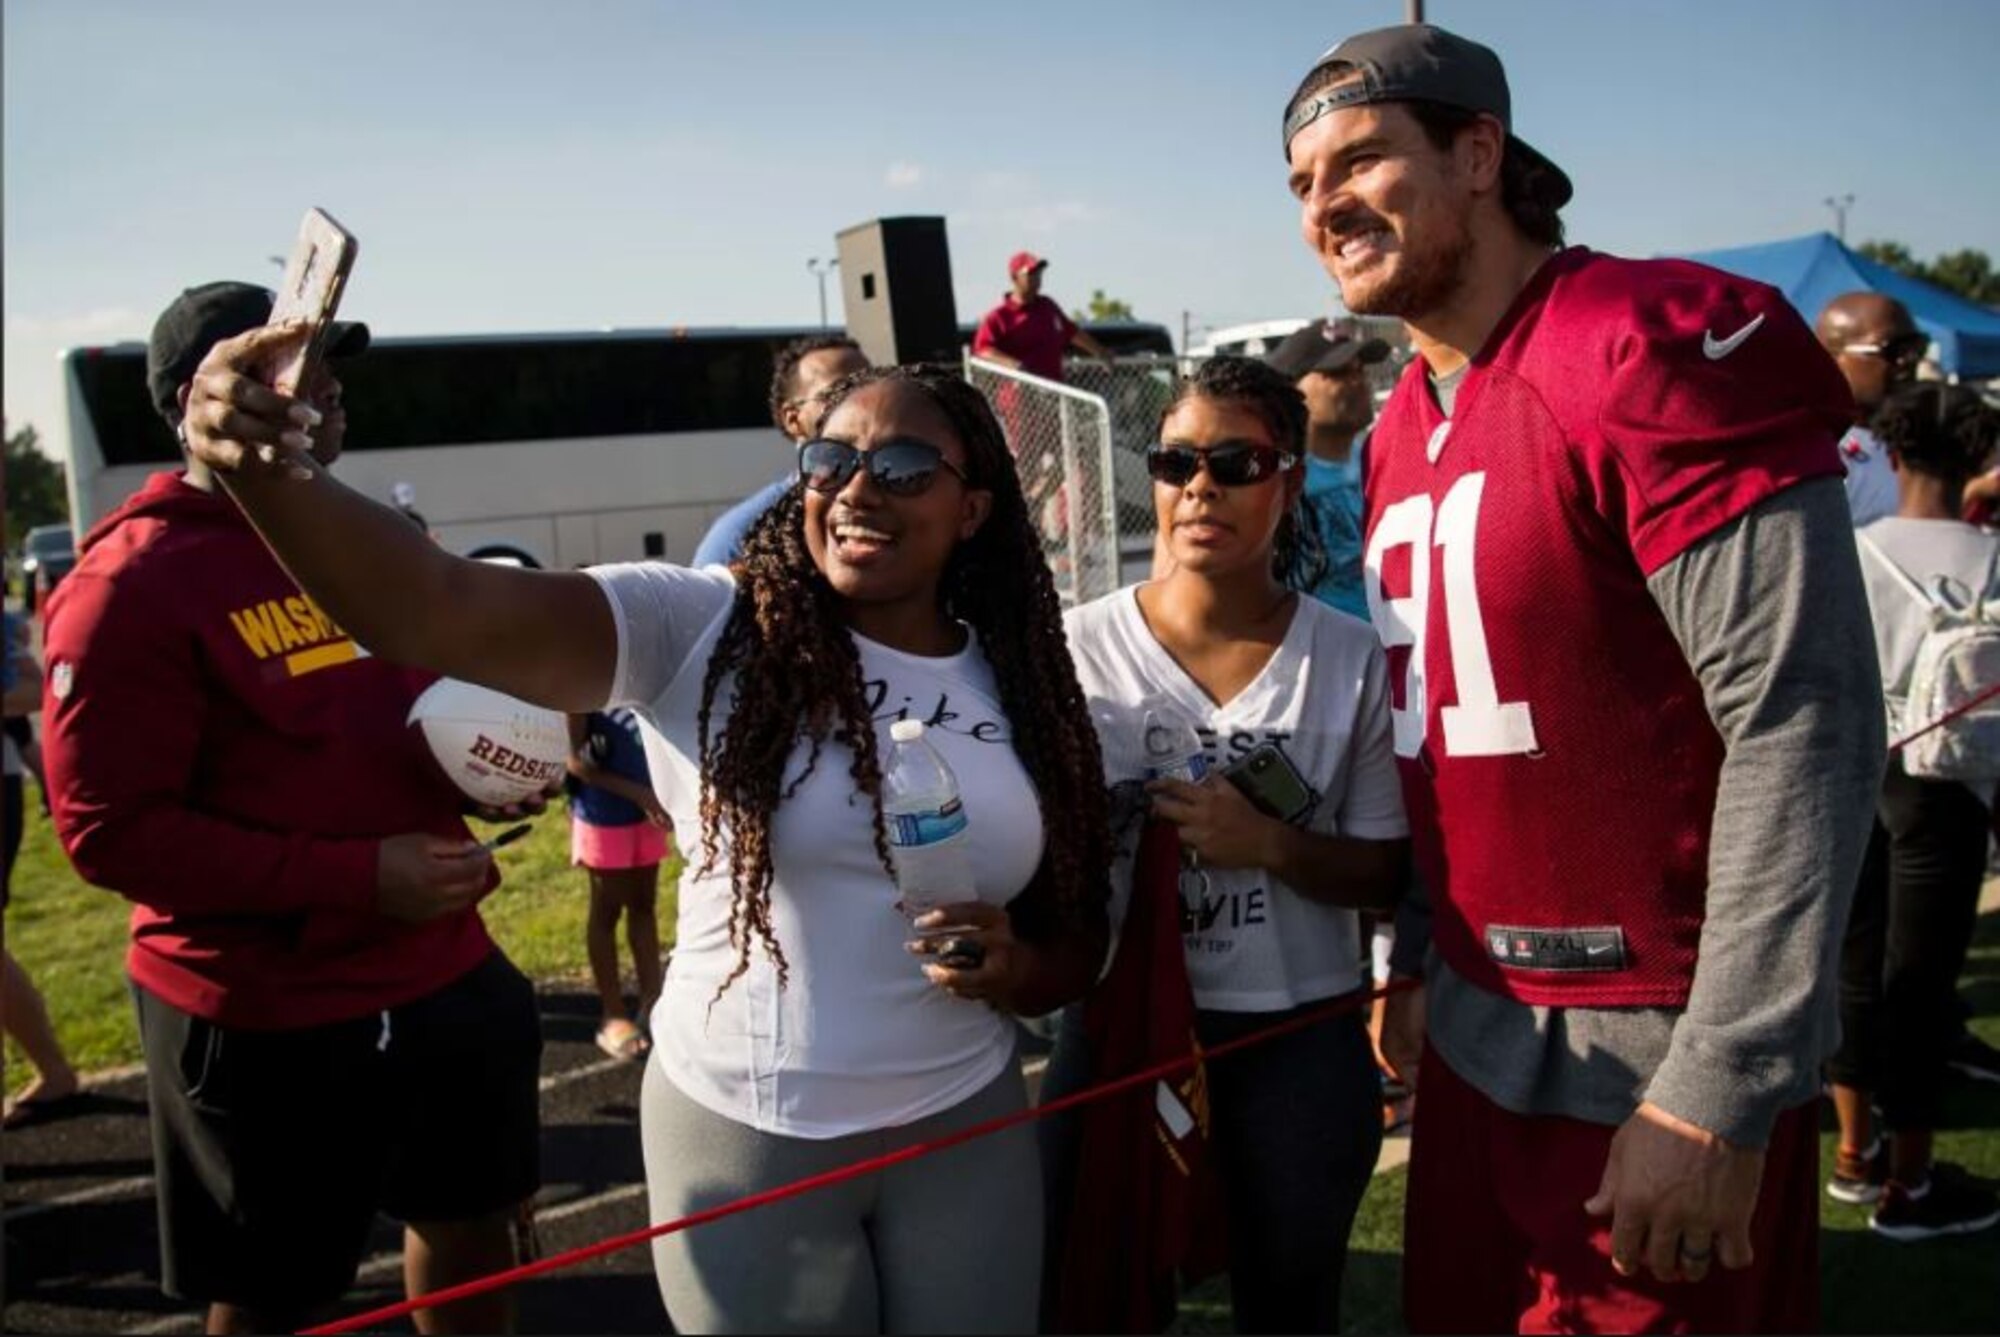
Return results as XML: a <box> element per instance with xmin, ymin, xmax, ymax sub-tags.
<box><xmin>570</xmin><ymin>817</ymin><xmax>669</xmax><ymax>871</ymax></box>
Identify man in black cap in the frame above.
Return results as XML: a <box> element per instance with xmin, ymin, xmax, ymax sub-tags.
<box><xmin>1263</xmin><ymin>318</ymin><xmax>1391</xmax><ymax>620</ymax></box>
<box><xmin>41</xmin><ymin>283</ymin><xmax>542</xmax><ymax>1334</ymax></box>
<box><xmin>1283</xmin><ymin>24</ymin><xmax>1882</xmax><ymax>1332</ymax></box>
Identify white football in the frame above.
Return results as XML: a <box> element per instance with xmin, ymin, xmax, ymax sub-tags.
<box><xmin>407</xmin><ymin>677</ymin><xmax>569</xmax><ymax>807</ymax></box>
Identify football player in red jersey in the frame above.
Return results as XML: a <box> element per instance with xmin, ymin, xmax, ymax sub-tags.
<box><xmin>1282</xmin><ymin>24</ymin><xmax>1885</xmax><ymax>1334</ymax></box>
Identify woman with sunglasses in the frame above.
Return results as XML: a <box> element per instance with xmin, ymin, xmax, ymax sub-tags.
<box><xmin>1049</xmin><ymin>356</ymin><xmax>1409</xmax><ymax>1332</ymax></box>
<box><xmin>176</xmin><ymin>329</ymin><xmax>1110</xmax><ymax>1335</ymax></box>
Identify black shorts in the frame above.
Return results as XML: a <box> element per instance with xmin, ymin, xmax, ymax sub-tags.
<box><xmin>136</xmin><ymin>951</ymin><xmax>543</xmax><ymax>1310</ymax></box>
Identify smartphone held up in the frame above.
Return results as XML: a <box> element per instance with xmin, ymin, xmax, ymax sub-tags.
<box><xmin>263</xmin><ymin>206</ymin><xmax>358</xmax><ymax>397</ymax></box>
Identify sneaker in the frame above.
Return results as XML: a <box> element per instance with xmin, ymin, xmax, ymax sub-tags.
<box><xmin>1869</xmin><ymin>1162</ymin><xmax>2000</xmax><ymax>1241</ymax></box>
<box><xmin>1827</xmin><ymin>1138</ymin><xmax>1889</xmax><ymax>1205</ymax></box>
<box><xmin>1946</xmin><ymin>1032</ymin><xmax>2000</xmax><ymax>1085</ymax></box>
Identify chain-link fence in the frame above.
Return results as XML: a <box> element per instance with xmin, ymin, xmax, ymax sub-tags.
<box><xmin>1059</xmin><ymin>356</ymin><xmax>1190</xmax><ymax>564</ymax></box>
<box><xmin>963</xmin><ymin>354</ymin><xmax>1202</xmax><ymax>601</ymax></box>
<box><xmin>965</xmin><ymin>347</ymin><xmax>1411</xmax><ymax>598</ymax></box>
<box><xmin>962</xmin><ymin>356</ymin><xmax>1123</xmax><ymax>606</ymax></box>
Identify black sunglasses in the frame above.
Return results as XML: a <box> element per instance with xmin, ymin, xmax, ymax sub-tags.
<box><xmin>798</xmin><ymin>437</ymin><xmax>970</xmax><ymax>498</ymax></box>
<box><xmin>1145</xmin><ymin>442</ymin><xmax>1297</xmax><ymax>488</ymax></box>
<box><xmin>1845</xmin><ymin>335</ymin><xmax>1927</xmax><ymax>366</ymax></box>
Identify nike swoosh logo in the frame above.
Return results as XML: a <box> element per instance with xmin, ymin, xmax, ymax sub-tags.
<box><xmin>1702</xmin><ymin>313</ymin><xmax>1766</xmax><ymax>360</ymax></box>
<box><xmin>1586</xmin><ymin>943</ymin><xmax>1616</xmax><ymax>956</ymax></box>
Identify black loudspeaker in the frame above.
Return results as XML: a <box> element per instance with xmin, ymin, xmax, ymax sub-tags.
<box><xmin>836</xmin><ymin>216</ymin><xmax>960</xmax><ymax>366</ymax></box>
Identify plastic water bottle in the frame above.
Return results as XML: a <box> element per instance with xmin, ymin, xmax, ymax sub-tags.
<box><xmin>882</xmin><ymin>719</ymin><xmax>974</xmax><ymax>918</ymax></box>
<box><xmin>1143</xmin><ymin>705</ymin><xmax>1209</xmax><ymax>783</ymax></box>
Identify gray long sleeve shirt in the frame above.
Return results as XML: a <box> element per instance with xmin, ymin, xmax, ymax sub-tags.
<box><xmin>1402</xmin><ymin>474</ymin><xmax>1885</xmax><ymax>1147</ymax></box>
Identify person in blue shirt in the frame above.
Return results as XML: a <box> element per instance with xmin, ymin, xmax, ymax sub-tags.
<box><xmin>1262</xmin><ymin>319</ymin><xmax>1391</xmax><ymax>622</ymax></box>
<box><xmin>566</xmin><ymin>709</ymin><xmax>674</xmax><ymax>1060</ymax></box>
<box><xmin>692</xmin><ymin>334</ymin><xmax>870</xmax><ymax>567</ymax></box>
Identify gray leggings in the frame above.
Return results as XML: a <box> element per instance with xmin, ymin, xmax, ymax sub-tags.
<box><xmin>640</xmin><ymin>1059</ymin><xmax>1041</xmax><ymax>1335</ymax></box>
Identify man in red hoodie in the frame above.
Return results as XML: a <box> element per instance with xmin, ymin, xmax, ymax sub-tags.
<box><xmin>41</xmin><ymin>283</ymin><xmax>542</xmax><ymax>1335</ymax></box>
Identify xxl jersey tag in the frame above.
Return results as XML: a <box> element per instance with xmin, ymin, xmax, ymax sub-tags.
<box><xmin>1485</xmin><ymin>925</ymin><xmax>1626</xmax><ymax>972</ymax></box>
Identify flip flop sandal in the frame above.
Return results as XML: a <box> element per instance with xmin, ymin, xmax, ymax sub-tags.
<box><xmin>594</xmin><ymin>1021</ymin><xmax>648</xmax><ymax>1061</ymax></box>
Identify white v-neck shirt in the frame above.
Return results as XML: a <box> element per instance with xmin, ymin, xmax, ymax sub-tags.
<box><xmin>589</xmin><ymin>563</ymin><xmax>1045</xmax><ymax>1137</ymax></box>
<box><xmin>1063</xmin><ymin>587</ymin><xmax>1407</xmax><ymax>1011</ymax></box>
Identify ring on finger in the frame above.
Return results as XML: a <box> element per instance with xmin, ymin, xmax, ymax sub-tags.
<box><xmin>1678</xmin><ymin>1240</ymin><xmax>1713</xmax><ymax>1263</ymax></box>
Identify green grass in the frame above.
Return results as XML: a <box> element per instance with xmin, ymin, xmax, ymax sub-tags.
<box><xmin>3</xmin><ymin>793</ymin><xmax>678</xmax><ymax>1081</ymax></box>
<box><xmin>7</xmin><ymin>791</ymin><xmax>1997</xmax><ymax>1332</ymax></box>
<box><xmin>4</xmin><ymin>798</ymin><xmax>142</xmax><ymax>1074</ymax></box>
<box><xmin>1817</xmin><ymin>900</ymin><xmax>2000</xmax><ymax>1334</ymax></box>
<box><xmin>1174</xmin><ymin>905</ymin><xmax>2000</xmax><ymax>1335</ymax></box>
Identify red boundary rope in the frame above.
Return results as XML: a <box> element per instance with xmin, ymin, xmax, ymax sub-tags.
<box><xmin>292</xmin><ymin>684</ymin><xmax>2000</xmax><ymax>1328</ymax></box>
<box><xmin>1886</xmin><ymin>680</ymin><xmax>2000</xmax><ymax>754</ymax></box>
<box><xmin>304</xmin><ymin>678</ymin><xmax>2000</xmax><ymax>1331</ymax></box>
<box><xmin>302</xmin><ymin>978</ymin><xmax>1416</xmax><ymax>1334</ymax></box>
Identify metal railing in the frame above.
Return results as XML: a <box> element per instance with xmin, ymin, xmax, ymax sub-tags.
<box><xmin>1056</xmin><ymin>355</ymin><xmax>1189</xmax><ymax>564</ymax></box>
<box><xmin>963</xmin><ymin>354</ymin><xmax>1201</xmax><ymax>600</ymax></box>
<box><xmin>962</xmin><ymin>355</ymin><xmax>1124</xmax><ymax>606</ymax></box>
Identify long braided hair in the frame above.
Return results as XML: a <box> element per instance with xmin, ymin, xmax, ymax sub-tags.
<box><xmin>1161</xmin><ymin>355</ymin><xmax>1331</xmax><ymax>592</ymax></box>
<box><xmin>694</xmin><ymin>364</ymin><xmax>1109</xmax><ymax>999</ymax></box>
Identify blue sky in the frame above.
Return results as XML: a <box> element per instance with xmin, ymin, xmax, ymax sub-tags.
<box><xmin>7</xmin><ymin>0</ymin><xmax>1998</xmax><ymax>451</ymax></box>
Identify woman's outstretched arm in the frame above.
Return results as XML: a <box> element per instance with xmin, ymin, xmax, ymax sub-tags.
<box><xmin>182</xmin><ymin>322</ymin><xmax>616</xmax><ymax>711</ymax></box>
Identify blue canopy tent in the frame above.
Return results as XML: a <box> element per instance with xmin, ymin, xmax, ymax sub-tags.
<box><xmin>1677</xmin><ymin>232</ymin><xmax>2000</xmax><ymax>379</ymax></box>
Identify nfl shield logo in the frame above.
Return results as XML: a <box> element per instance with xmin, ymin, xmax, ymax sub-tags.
<box><xmin>1488</xmin><ymin>929</ymin><xmax>1510</xmax><ymax>960</ymax></box>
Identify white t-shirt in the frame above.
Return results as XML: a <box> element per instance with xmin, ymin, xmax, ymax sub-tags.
<box><xmin>590</xmin><ymin>563</ymin><xmax>1046</xmax><ymax>1138</ymax></box>
<box><xmin>1063</xmin><ymin>588</ymin><xmax>1407</xmax><ymax>1012</ymax></box>
<box><xmin>1841</xmin><ymin>426</ymin><xmax>1899</xmax><ymax>528</ymax></box>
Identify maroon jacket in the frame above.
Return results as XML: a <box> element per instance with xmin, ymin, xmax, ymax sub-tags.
<box><xmin>41</xmin><ymin>472</ymin><xmax>492</xmax><ymax>1028</ymax></box>
<box><xmin>1053</xmin><ymin>819</ymin><xmax>1226</xmax><ymax>1332</ymax></box>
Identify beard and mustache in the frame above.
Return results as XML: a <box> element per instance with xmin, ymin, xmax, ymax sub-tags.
<box><xmin>1329</xmin><ymin>211</ymin><xmax>1475</xmax><ymax>322</ymax></box>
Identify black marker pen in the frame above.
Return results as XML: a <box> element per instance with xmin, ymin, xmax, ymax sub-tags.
<box><xmin>483</xmin><ymin>823</ymin><xmax>533</xmax><ymax>852</ymax></box>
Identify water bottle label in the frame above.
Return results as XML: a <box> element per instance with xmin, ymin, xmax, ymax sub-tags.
<box><xmin>1147</xmin><ymin>753</ymin><xmax>1210</xmax><ymax>784</ymax></box>
<box><xmin>888</xmin><ymin>797</ymin><xmax>968</xmax><ymax>848</ymax></box>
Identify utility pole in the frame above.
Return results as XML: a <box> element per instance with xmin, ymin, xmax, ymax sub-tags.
<box><xmin>1406</xmin><ymin>0</ymin><xmax>1424</xmax><ymax>22</ymax></box>
<box><xmin>1181</xmin><ymin>309</ymin><xmax>1192</xmax><ymax>354</ymax></box>
<box><xmin>807</xmin><ymin>257</ymin><xmax>838</xmax><ymax>328</ymax></box>
<box><xmin>1823</xmin><ymin>194</ymin><xmax>1855</xmax><ymax>244</ymax></box>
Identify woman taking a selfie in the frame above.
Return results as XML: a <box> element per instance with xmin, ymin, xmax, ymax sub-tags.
<box><xmin>180</xmin><ymin>331</ymin><xmax>1109</xmax><ymax>1335</ymax></box>
<box><xmin>1053</xmin><ymin>356</ymin><xmax>1408</xmax><ymax>1333</ymax></box>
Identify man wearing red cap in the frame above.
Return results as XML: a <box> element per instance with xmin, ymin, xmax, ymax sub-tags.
<box><xmin>1283</xmin><ymin>22</ymin><xmax>1883</xmax><ymax>1334</ymax></box>
<box><xmin>972</xmin><ymin>251</ymin><xmax>1116</xmax><ymax>383</ymax></box>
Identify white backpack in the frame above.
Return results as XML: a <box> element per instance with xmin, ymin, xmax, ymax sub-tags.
<box><xmin>1858</xmin><ymin>532</ymin><xmax>2000</xmax><ymax>782</ymax></box>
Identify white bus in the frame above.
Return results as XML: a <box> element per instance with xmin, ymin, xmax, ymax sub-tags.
<box><xmin>58</xmin><ymin>321</ymin><xmax>1175</xmax><ymax>569</ymax></box>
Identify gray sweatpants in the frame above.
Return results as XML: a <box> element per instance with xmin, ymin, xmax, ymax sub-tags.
<box><xmin>640</xmin><ymin>1058</ymin><xmax>1041</xmax><ymax>1335</ymax></box>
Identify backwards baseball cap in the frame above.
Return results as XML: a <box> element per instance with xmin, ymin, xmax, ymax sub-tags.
<box><xmin>1282</xmin><ymin>24</ymin><xmax>1572</xmax><ymax>209</ymax></box>
<box><xmin>1008</xmin><ymin>251</ymin><xmax>1049</xmax><ymax>278</ymax></box>
<box><xmin>1265</xmin><ymin>319</ymin><xmax>1393</xmax><ymax>380</ymax></box>
<box><xmin>146</xmin><ymin>281</ymin><xmax>370</xmax><ymax>426</ymax></box>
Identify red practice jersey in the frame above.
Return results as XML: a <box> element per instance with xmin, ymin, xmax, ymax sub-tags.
<box><xmin>1362</xmin><ymin>248</ymin><xmax>1850</xmax><ymax>1007</ymax></box>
